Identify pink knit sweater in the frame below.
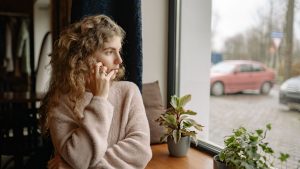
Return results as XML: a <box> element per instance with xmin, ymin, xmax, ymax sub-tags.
<box><xmin>49</xmin><ymin>81</ymin><xmax>152</xmax><ymax>169</ymax></box>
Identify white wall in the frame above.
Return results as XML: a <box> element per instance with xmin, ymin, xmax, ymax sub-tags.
<box><xmin>141</xmin><ymin>0</ymin><xmax>168</xmax><ymax>107</ymax></box>
<box><xmin>34</xmin><ymin>0</ymin><xmax>51</xmax><ymax>93</ymax></box>
<box><xmin>34</xmin><ymin>0</ymin><xmax>51</xmax><ymax>69</ymax></box>
<box><xmin>180</xmin><ymin>0</ymin><xmax>211</xmax><ymax>140</ymax></box>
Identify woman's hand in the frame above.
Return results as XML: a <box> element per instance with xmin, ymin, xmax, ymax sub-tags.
<box><xmin>86</xmin><ymin>62</ymin><xmax>116</xmax><ymax>99</ymax></box>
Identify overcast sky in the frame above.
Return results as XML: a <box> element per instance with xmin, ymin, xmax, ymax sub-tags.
<box><xmin>211</xmin><ymin>0</ymin><xmax>300</xmax><ymax>51</ymax></box>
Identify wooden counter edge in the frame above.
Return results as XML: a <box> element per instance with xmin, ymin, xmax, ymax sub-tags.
<box><xmin>145</xmin><ymin>144</ymin><xmax>214</xmax><ymax>169</ymax></box>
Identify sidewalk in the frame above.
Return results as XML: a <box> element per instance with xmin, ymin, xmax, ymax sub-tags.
<box><xmin>209</xmin><ymin>88</ymin><xmax>300</xmax><ymax>168</ymax></box>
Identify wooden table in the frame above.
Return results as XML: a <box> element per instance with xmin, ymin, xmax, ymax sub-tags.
<box><xmin>145</xmin><ymin>144</ymin><xmax>213</xmax><ymax>169</ymax></box>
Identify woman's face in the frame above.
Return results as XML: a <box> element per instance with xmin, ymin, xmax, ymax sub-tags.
<box><xmin>93</xmin><ymin>36</ymin><xmax>123</xmax><ymax>79</ymax></box>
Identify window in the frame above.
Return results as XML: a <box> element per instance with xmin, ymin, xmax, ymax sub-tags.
<box><xmin>252</xmin><ymin>64</ymin><xmax>265</xmax><ymax>72</ymax></box>
<box><xmin>239</xmin><ymin>64</ymin><xmax>252</xmax><ymax>72</ymax></box>
<box><xmin>170</xmin><ymin>0</ymin><xmax>300</xmax><ymax>168</ymax></box>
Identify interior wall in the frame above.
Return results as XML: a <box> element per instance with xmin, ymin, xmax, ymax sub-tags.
<box><xmin>34</xmin><ymin>0</ymin><xmax>51</xmax><ymax>69</ymax></box>
<box><xmin>34</xmin><ymin>0</ymin><xmax>51</xmax><ymax>93</ymax></box>
<box><xmin>141</xmin><ymin>0</ymin><xmax>168</xmax><ymax>107</ymax></box>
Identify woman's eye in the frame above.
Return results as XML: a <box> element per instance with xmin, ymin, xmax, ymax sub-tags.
<box><xmin>105</xmin><ymin>50</ymin><xmax>114</xmax><ymax>55</ymax></box>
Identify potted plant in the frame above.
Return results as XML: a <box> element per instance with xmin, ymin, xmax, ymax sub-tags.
<box><xmin>213</xmin><ymin>124</ymin><xmax>291</xmax><ymax>169</ymax></box>
<box><xmin>156</xmin><ymin>94</ymin><xmax>204</xmax><ymax>157</ymax></box>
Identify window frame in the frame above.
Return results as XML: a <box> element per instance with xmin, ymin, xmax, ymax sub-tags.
<box><xmin>167</xmin><ymin>0</ymin><xmax>221</xmax><ymax>156</ymax></box>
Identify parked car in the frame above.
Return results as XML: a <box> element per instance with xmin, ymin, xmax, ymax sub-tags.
<box><xmin>210</xmin><ymin>60</ymin><xmax>275</xmax><ymax>96</ymax></box>
<box><xmin>279</xmin><ymin>75</ymin><xmax>300</xmax><ymax>110</ymax></box>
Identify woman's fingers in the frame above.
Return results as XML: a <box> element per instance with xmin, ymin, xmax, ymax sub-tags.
<box><xmin>88</xmin><ymin>62</ymin><xmax>115</xmax><ymax>98</ymax></box>
<box><xmin>95</xmin><ymin>62</ymin><xmax>103</xmax><ymax>76</ymax></box>
<box><xmin>92</xmin><ymin>62</ymin><xmax>118</xmax><ymax>80</ymax></box>
<box><xmin>106</xmin><ymin>69</ymin><xmax>116</xmax><ymax>79</ymax></box>
<box><xmin>99</xmin><ymin>66</ymin><xmax>108</xmax><ymax>76</ymax></box>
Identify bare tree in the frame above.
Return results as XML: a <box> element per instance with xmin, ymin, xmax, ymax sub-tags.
<box><xmin>223</xmin><ymin>34</ymin><xmax>248</xmax><ymax>60</ymax></box>
<box><xmin>283</xmin><ymin>0</ymin><xmax>295</xmax><ymax>80</ymax></box>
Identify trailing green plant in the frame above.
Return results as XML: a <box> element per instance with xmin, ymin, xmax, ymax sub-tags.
<box><xmin>156</xmin><ymin>94</ymin><xmax>204</xmax><ymax>144</ymax></box>
<box><xmin>218</xmin><ymin>124</ymin><xmax>294</xmax><ymax>169</ymax></box>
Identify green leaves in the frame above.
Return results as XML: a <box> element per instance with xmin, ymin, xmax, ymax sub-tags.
<box><xmin>278</xmin><ymin>153</ymin><xmax>290</xmax><ymax>162</ymax></box>
<box><xmin>172</xmin><ymin>130</ymin><xmax>181</xmax><ymax>144</ymax></box>
<box><xmin>170</xmin><ymin>94</ymin><xmax>191</xmax><ymax>109</ymax></box>
<box><xmin>266</xmin><ymin>123</ymin><xmax>272</xmax><ymax>130</ymax></box>
<box><xmin>255</xmin><ymin>129</ymin><xmax>263</xmax><ymax>136</ymax></box>
<box><xmin>219</xmin><ymin>124</ymin><xmax>285</xmax><ymax>169</ymax></box>
<box><xmin>178</xmin><ymin>94</ymin><xmax>191</xmax><ymax>108</ymax></box>
<box><xmin>170</xmin><ymin>95</ymin><xmax>178</xmax><ymax>109</ymax></box>
<box><xmin>156</xmin><ymin>94</ymin><xmax>204</xmax><ymax>144</ymax></box>
<box><xmin>182</xmin><ymin>110</ymin><xmax>197</xmax><ymax>115</ymax></box>
<box><xmin>165</xmin><ymin>114</ymin><xmax>176</xmax><ymax>127</ymax></box>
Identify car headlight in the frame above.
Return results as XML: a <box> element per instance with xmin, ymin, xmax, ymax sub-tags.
<box><xmin>280</xmin><ymin>82</ymin><xmax>289</xmax><ymax>91</ymax></box>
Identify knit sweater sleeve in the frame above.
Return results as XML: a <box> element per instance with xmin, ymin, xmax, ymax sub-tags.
<box><xmin>49</xmin><ymin>96</ymin><xmax>114</xmax><ymax>169</ymax></box>
<box><xmin>93</xmin><ymin>84</ymin><xmax>152</xmax><ymax>169</ymax></box>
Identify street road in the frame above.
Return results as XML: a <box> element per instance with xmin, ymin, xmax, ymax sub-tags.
<box><xmin>209</xmin><ymin>86</ymin><xmax>300</xmax><ymax>168</ymax></box>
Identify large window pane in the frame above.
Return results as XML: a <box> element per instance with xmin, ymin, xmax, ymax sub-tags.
<box><xmin>210</xmin><ymin>0</ymin><xmax>300</xmax><ymax>168</ymax></box>
<box><xmin>176</xmin><ymin>0</ymin><xmax>300</xmax><ymax>168</ymax></box>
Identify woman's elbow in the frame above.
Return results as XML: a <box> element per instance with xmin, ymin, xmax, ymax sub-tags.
<box><xmin>143</xmin><ymin>144</ymin><xmax>152</xmax><ymax>164</ymax></box>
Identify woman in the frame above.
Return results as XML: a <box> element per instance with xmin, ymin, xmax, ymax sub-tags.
<box><xmin>39</xmin><ymin>14</ymin><xmax>152</xmax><ymax>169</ymax></box>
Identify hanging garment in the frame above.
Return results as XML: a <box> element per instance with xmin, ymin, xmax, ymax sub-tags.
<box><xmin>16</xmin><ymin>19</ymin><xmax>31</xmax><ymax>75</ymax></box>
<box><xmin>0</xmin><ymin>18</ymin><xmax>6</xmax><ymax>71</ymax></box>
<box><xmin>6</xmin><ymin>17</ymin><xmax>21</xmax><ymax>77</ymax></box>
<box><xmin>5</xmin><ymin>22</ymin><xmax>14</xmax><ymax>72</ymax></box>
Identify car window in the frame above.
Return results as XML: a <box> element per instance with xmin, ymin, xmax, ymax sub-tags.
<box><xmin>239</xmin><ymin>64</ymin><xmax>252</xmax><ymax>72</ymax></box>
<box><xmin>252</xmin><ymin>64</ymin><xmax>265</xmax><ymax>72</ymax></box>
<box><xmin>211</xmin><ymin>62</ymin><xmax>236</xmax><ymax>73</ymax></box>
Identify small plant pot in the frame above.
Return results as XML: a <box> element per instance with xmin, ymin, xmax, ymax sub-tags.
<box><xmin>213</xmin><ymin>155</ymin><xmax>231</xmax><ymax>169</ymax></box>
<box><xmin>167</xmin><ymin>136</ymin><xmax>191</xmax><ymax>157</ymax></box>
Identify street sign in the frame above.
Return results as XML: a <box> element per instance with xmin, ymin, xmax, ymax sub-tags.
<box><xmin>271</xmin><ymin>31</ymin><xmax>283</xmax><ymax>49</ymax></box>
<box><xmin>271</xmin><ymin>32</ymin><xmax>284</xmax><ymax>38</ymax></box>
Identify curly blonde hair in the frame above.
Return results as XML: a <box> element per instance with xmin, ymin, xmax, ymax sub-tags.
<box><xmin>39</xmin><ymin>15</ymin><xmax>125</xmax><ymax>135</ymax></box>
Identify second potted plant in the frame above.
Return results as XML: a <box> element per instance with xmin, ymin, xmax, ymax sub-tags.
<box><xmin>156</xmin><ymin>94</ymin><xmax>204</xmax><ymax>157</ymax></box>
<box><xmin>213</xmin><ymin>124</ymin><xmax>291</xmax><ymax>169</ymax></box>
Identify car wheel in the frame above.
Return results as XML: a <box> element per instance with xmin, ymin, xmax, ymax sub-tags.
<box><xmin>260</xmin><ymin>82</ymin><xmax>271</xmax><ymax>94</ymax></box>
<box><xmin>211</xmin><ymin>82</ymin><xmax>224</xmax><ymax>96</ymax></box>
<box><xmin>287</xmin><ymin>103</ymin><xmax>300</xmax><ymax>111</ymax></box>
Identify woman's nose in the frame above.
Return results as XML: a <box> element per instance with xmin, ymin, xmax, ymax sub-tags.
<box><xmin>115</xmin><ymin>53</ymin><xmax>123</xmax><ymax>64</ymax></box>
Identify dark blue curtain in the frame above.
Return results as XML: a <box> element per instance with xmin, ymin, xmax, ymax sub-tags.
<box><xmin>71</xmin><ymin>0</ymin><xmax>143</xmax><ymax>91</ymax></box>
<box><xmin>0</xmin><ymin>18</ymin><xmax>5</xmax><ymax>73</ymax></box>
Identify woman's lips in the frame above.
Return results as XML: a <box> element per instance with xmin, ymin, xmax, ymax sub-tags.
<box><xmin>109</xmin><ymin>68</ymin><xmax>119</xmax><ymax>73</ymax></box>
